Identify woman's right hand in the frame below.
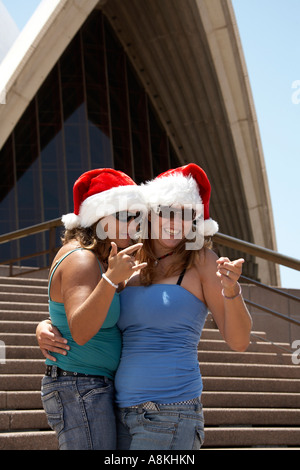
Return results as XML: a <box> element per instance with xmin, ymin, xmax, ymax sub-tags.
<box><xmin>105</xmin><ymin>242</ymin><xmax>147</xmax><ymax>285</ymax></box>
<box><xmin>36</xmin><ymin>320</ymin><xmax>70</xmax><ymax>361</ymax></box>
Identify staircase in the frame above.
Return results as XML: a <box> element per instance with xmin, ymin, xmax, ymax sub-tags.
<box><xmin>0</xmin><ymin>275</ymin><xmax>57</xmax><ymax>450</ymax></box>
<box><xmin>200</xmin><ymin>316</ymin><xmax>300</xmax><ymax>449</ymax></box>
<box><xmin>0</xmin><ymin>275</ymin><xmax>300</xmax><ymax>450</ymax></box>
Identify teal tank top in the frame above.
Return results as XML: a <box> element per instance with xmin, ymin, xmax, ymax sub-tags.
<box><xmin>45</xmin><ymin>248</ymin><xmax>122</xmax><ymax>379</ymax></box>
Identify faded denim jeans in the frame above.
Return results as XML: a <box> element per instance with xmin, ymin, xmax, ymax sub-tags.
<box><xmin>41</xmin><ymin>368</ymin><xmax>116</xmax><ymax>450</ymax></box>
<box><xmin>116</xmin><ymin>399</ymin><xmax>205</xmax><ymax>450</ymax></box>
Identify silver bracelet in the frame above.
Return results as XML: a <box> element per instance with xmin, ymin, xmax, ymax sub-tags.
<box><xmin>222</xmin><ymin>281</ymin><xmax>242</xmax><ymax>300</ymax></box>
<box><xmin>102</xmin><ymin>273</ymin><xmax>118</xmax><ymax>289</ymax></box>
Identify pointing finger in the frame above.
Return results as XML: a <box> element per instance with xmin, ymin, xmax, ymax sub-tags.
<box><xmin>119</xmin><ymin>243</ymin><xmax>143</xmax><ymax>255</ymax></box>
<box><xmin>132</xmin><ymin>262</ymin><xmax>147</xmax><ymax>271</ymax></box>
<box><xmin>216</xmin><ymin>257</ymin><xmax>230</xmax><ymax>265</ymax></box>
<box><xmin>232</xmin><ymin>258</ymin><xmax>245</xmax><ymax>267</ymax></box>
<box><xmin>109</xmin><ymin>242</ymin><xmax>118</xmax><ymax>258</ymax></box>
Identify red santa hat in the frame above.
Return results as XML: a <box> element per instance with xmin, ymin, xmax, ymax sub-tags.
<box><xmin>62</xmin><ymin>168</ymin><xmax>142</xmax><ymax>230</ymax></box>
<box><xmin>143</xmin><ymin>163</ymin><xmax>218</xmax><ymax>237</ymax></box>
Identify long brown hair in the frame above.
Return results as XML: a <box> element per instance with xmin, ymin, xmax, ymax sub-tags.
<box><xmin>61</xmin><ymin>222</ymin><xmax>111</xmax><ymax>262</ymax></box>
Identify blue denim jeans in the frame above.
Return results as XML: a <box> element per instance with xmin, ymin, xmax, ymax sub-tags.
<box><xmin>41</xmin><ymin>368</ymin><xmax>116</xmax><ymax>450</ymax></box>
<box><xmin>116</xmin><ymin>400</ymin><xmax>205</xmax><ymax>450</ymax></box>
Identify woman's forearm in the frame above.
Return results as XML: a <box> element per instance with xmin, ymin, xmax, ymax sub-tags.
<box><xmin>222</xmin><ymin>288</ymin><xmax>252</xmax><ymax>351</ymax></box>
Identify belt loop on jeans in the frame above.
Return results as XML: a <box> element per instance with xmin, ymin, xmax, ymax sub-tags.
<box><xmin>50</xmin><ymin>365</ymin><xmax>58</xmax><ymax>379</ymax></box>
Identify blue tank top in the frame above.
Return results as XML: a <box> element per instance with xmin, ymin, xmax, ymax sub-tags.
<box><xmin>45</xmin><ymin>248</ymin><xmax>122</xmax><ymax>379</ymax></box>
<box><xmin>115</xmin><ymin>283</ymin><xmax>208</xmax><ymax>407</ymax></box>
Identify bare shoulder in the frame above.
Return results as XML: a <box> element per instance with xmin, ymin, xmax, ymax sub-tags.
<box><xmin>194</xmin><ymin>247</ymin><xmax>218</xmax><ymax>275</ymax></box>
<box><xmin>54</xmin><ymin>243</ymin><xmax>102</xmax><ymax>282</ymax></box>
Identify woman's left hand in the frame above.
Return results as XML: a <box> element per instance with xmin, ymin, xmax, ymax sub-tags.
<box><xmin>216</xmin><ymin>257</ymin><xmax>244</xmax><ymax>290</ymax></box>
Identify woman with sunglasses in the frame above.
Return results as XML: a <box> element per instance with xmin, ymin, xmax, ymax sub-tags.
<box><xmin>36</xmin><ymin>168</ymin><xmax>146</xmax><ymax>450</ymax></box>
<box><xmin>115</xmin><ymin>164</ymin><xmax>252</xmax><ymax>450</ymax></box>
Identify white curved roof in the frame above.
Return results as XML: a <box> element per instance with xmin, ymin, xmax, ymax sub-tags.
<box><xmin>0</xmin><ymin>0</ymin><xmax>99</xmax><ymax>143</ymax></box>
<box><xmin>0</xmin><ymin>1</ymin><xmax>19</xmax><ymax>63</ymax></box>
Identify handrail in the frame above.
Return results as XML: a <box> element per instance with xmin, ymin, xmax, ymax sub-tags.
<box><xmin>0</xmin><ymin>218</ymin><xmax>62</xmax><ymax>244</ymax></box>
<box><xmin>240</xmin><ymin>275</ymin><xmax>300</xmax><ymax>302</ymax></box>
<box><xmin>0</xmin><ymin>218</ymin><xmax>62</xmax><ymax>276</ymax></box>
<box><xmin>244</xmin><ymin>299</ymin><xmax>300</xmax><ymax>327</ymax></box>
<box><xmin>213</xmin><ymin>233</ymin><xmax>300</xmax><ymax>271</ymax></box>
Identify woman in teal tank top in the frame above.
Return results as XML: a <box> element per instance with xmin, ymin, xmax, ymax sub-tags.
<box><xmin>37</xmin><ymin>169</ymin><xmax>146</xmax><ymax>450</ymax></box>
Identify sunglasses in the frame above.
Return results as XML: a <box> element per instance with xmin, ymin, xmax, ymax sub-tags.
<box><xmin>154</xmin><ymin>206</ymin><xmax>196</xmax><ymax>221</ymax></box>
<box><xmin>113</xmin><ymin>211</ymin><xmax>141</xmax><ymax>223</ymax></box>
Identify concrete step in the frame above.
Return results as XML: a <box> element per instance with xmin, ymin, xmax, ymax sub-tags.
<box><xmin>0</xmin><ymin>321</ymin><xmax>44</xmax><ymax>333</ymax></box>
<box><xmin>0</xmin><ymin>333</ymin><xmax>37</xmax><ymax>346</ymax></box>
<box><xmin>204</xmin><ymin>407</ymin><xmax>300</xmax><ymax>426</ymax></box>
<box><xmin>202</xmin><ymin>391</ymin><xmax>300</xmax><ymax>408</ymax></box>
<box><xmin>203</xmin><ymin>427</ymin><xmax>300</xmax><ymax>448</ymax></box>
<box><xmin>0</xmin><ymin>311</ymin><xmax>49</xmax><ymax>322</ymax></box>
<box><xmin>198</xmin><ymin>350</ymin><xmax>293</xmax><ymax>365</ymax></box>
<box><xmin>200</xmin><ymin>328</ymin><xmax>267</xmax><ymax>340</ymax></box>
<box><xmin>5</xmin><ymin>346</ymin><xmax>44</xmax><ymax>359</ymax></box>
<box><xmin>0</xmin><ymin>391</ymin><xmax>42</xmax><ymax>409</ymax></box>
<box><xmin>0</xmin><ymin>375</ymin><xmax>43</xmax><ymax>391</ymax></box>
<box><xmin>0</xmin><ymin>431</ymin><xmax>57</xmax><ymax>450</ymax></box>
<box><xmin>0</xmin><ymin>301</ymin><xmax>48</xmax><ymax>312</ymax></box>
<box><xmin>0</xmin><ymin>292</ymin><xmax>48</xmax><ymax>303</ymax></box>
<box><xmin>0</xmin><ymin>409</ymin><xmax>49</xmax><ymax>431</ymax></box>
<box><xmin>0</xmin><ymin>277</ymin><xmax>48</xmax><ymax>286</ymax></box>
<box><xmin>200</xmin><ymin>362</ymin><xmax>300</xmax><ymax>379</ymax></box>
<box><xmin>0</xmin><ymin>284</ymin><xmax>48</xmax><ymax>295</ymax></box>
<box><xmin>202</xmin><ymin>376</ymin><xmax>300</xmax><ymax>392</ymax></box>
<box><xmin>0</xmin><ymin>359</ymin><xmax>44</xmax><ymax>374</ymax></box>
<box><xmin>199</xmin><ymin>339</ymin><xmax>292</xmax><ymax>354</ymax></box>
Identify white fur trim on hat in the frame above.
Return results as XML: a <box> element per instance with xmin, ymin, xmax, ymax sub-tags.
<box><xmin>62</xmin><ymin>185</ymin><xmax>145</xmax><ymax>229</ymax></box>
<box><xmin>143</xmin><ymin>174</ymin><xmax>202</xmax><ymax>208</ymax></box>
